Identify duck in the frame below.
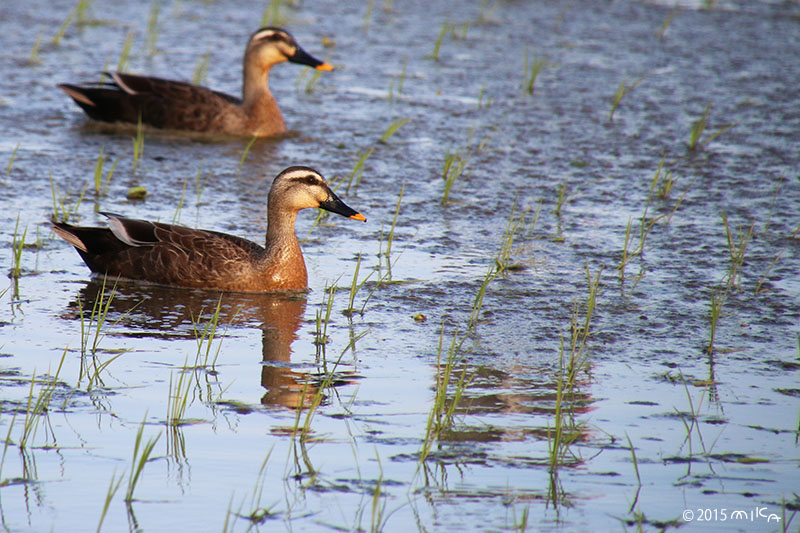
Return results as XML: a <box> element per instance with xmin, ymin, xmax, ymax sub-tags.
<box><xmin>58</xmin><ymin>27</ymin><xmax>334</xmax><ymax>137</ymax></box>
<box><xmin>51</xmin><ymin>166</ymin><xmax>366</xmax><ymax>292</ymax></box>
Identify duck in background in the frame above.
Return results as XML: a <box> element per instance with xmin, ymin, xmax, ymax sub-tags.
<box><xmin>58</xmin><ymin>27</ymin><xmax>333</xmax><ymax>136</ymax></box>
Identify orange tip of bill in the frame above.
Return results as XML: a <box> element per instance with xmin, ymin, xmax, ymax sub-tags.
<box><xmin>316</xmin><ymin>62</ymin><xmax>334</xmax><ymax>71</ymax></box>
<box><xmin>349</xmin><ymin>213</ymin><xmax>367</xmax><ymax>222</ymax></box>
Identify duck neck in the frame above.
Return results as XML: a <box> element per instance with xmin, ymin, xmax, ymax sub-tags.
<box><xmin>241</xmin><ymin>60</ymin><xmax>285</xmax><ymax>134</ymax></box>
<box><xmin>263</xmin><ymin>207</ymin><xmax>307</xmax><ymax>288</ymax></box>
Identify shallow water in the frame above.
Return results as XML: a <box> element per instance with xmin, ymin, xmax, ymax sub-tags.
<box><xmin>1</xmin><ymin>0</ymin><xmax>799</xmax><ymax>531</ymax></box>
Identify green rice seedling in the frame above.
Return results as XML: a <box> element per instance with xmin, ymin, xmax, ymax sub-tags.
<box><xmin>763</xmin><ymin>180</ymin><xmax>783</xmax><ymax>233</ymax></box>
<box><xmin>688</xmin><ymin>105</ymin><xmax>710</xmax><ymax>150</ymax></box>
<box><xmin>190</xmin><ymin>296</ymin><xmax>229</xmax><ymax>369</ymax></box>
<box><xmin>145</xmin><ymin>0</ymin><xmax>161</xmax><ymax>56</ymax></box>
<box><xmin>452</xmin><ymin>21</ymin><xmax>469</xmax><ymax>40</ymax></box>
<box><xmin>707</xmin><ymin>289</ymin><xmax>725</xmax><ymax>355</ymax></box>
<box><xmin>117</xmin><ymin>30</ymin><xmax>135</xmax><ymax>72</ymax></box>
<box><xmin>655</xmin><ymin>9</ymin><xmax>680</xmax><ymax>40</ymax></box>
<box><xmin>418</xmin><ymin>325</ymin><xmax>463</xmax><ymax>464</ymax></box>
<box><xmin>553</xmin><ymin>181</ymin><xmax>567</xmax><ymax>216</ymax></box>
<box><xmin>656</xmin><ymin>168</ymin><xmax>675</xmax><ymax>200</ymax></box>
<box><xmin>20</xmin><ymin>348</ymin><xmax>67</xmax><ymax>448</ymax></box>
<box><xmin>379</xmin><ymin>118</ymin><xmax>410</xmax><ymax>144</ymax></box>
<box><xmin>166</xmin><ymin>357</ymin><xmax>194</xmax><ymax>427</ymax></box>
<box><xmin>688</xmin><ymin>104</ymin><xmax>737</xmax><ymax>151</ymax></box>
<box><xmin>76</xmin><ymin>278</ymin><xmax>138</xmax><ymax>390</ymax></box>
<box><xmin>131</xmin><ymin>115</ymin><xmax>144</xmax><ymax>171</ymax></box>
<box><xmin>721</xmin><ymin>214</ymin><xmax>754</xmax><ymax>288</ymax></box>
<box><xmin>194</xmin><ymin>162</ymin><xmax>209</xmax><ymax>203</ymax></box>
<box><xmin>441</xmin><ymin>150</ymin><xmax>467</xmax><ymax>205</ymax></box>
<box><xmin>314</xmin><ymin>282</ymin><xmax>338</xmax><ymax>350</ymax></box>
<box><xmin>370</xmin><ymin>449</ymin><xmax>390</xmax><ymax>532</ymax></box>
<box><xmin>511</xmin><ymin>502</ymin><xmax>530</xmax><ymax>533</ymax></box>
<box><xmin>397</xmin><ymin>56</ymin><xmax>407</xmax><ymax>94</ymax></box>
<box><xmin>50</xmin><ymin>172</ymin><xmax>87</xmax><ymax>223</ymax></box>
<box><xmin>261</xmin><ymin>0</ymin><xmax>285</xmax><ymax>27</ymax></box>
<box><xmin>674</xmin><ymin>370</ymin><xmax>710</xmax><ymax>458</ymax></box>
<box><xmin>345</xmin><ymin>146</ymin><xmax>374</xmax><ymax>194</ymax></box>
<box><xmin>426</xmin><ymin>21</ymin><xmax>452</xmax><ymax>61</ymax></box>
<box><xmin>0</xmin><ymin>413</ymin><xmax>17</xmax><ymax>482</ymax></box>
<box><xmin>92</xmin><ymin>147</ymin><xmax>117</xmax><ymax>197</ymax></box>
<box><xmin>385</xmin><ymin>185</ymin><xmax>403</xmax><ymax>263</ymax></box>
<box><xmin>547</xmin><ymin>339</ymin><xmax>577</xmax><ymax>494</ymax></box>
<box><xmin>11</xmin><ymin>215</ymin><xmax>28</xmax><ymax>279</ymax></box>
<box><xmin>340</xmin><ymin>327</ymin><xmax>370</xmax><ymax>360</ymax></box>
<box><xmin>51</xmin><ymin>5</ymin><xmax>76</xmax><ymax>45</ymax></box>
<box><xmin>468</xmin><ymin>264</ymin><xmax>499</xmax><ymax>331</ymax></box>
<box><xmin>236</xmin><ymin>448</ymin><xmax>277</xmax><ymax>526</ymax></box>
<box><xmin>238</xmin><ymin>136</ymin><xmax>258</xmax><ymax>172</ymax></box>
<box><xmin>496</xmin><ymin>200</ymin><xmax>529</xmax><ymax>272</ymax></box>
<box><xmin>343</xmin><ymin>254</ymin><xmax>363</xmax><ymax>317</ymax></box>
<box><xmin>79</xmin><ymin>276</ymin><xmax>116</xmax><ymax>359</ymax></box>
<box><xmin>523</xmin><ymin>49</ymin><xmax>553</xmax><ymax>94</ymax></box>
<box><xmin>363</xmin><ymin>0</ymin><xmax>374</xmax><ymax>32</ymax></box>
<box><xmin>125</xmin><ymin>415</ymin><xmax>161</xmax><ymax>502</ymax></box>
<box><xmin>304</xmin><ymin>64</ymin><xmax>327</xmax><ymax>94</ymax></box>
<box><xmin>29</xmin><ymin>33</ymin><xmax>43</xmax><ymax>65</ymax></box>
<box><xmin>192</xmin><ymin>51</ymin><xmax>210</xmax><ymax>85</ymax></box>
<box><xmin>608</xmin><ymin>77</ymin><xmax>643</xmax><ymax>121</ymax></box>
<box><xmin>5</xmin><ymin>142</ymin><xmax>19</xmax><ymax>181</ymax></box>
<box><xmin>617</xmin><ymin>218</ymin><xmax>634</xmax><ymax>282</ymax></box>
<box><xmin>222</xmin><ymin>494</ymin><xmax>236</xmax><ymax>533</ymax></box>
<box><xmin>755</xmin><ymin>249</ymin><xmax>784</xmax><ymax>294</ymax></box>
<box><xmin>342</xmin><ymin>258</ymin><xmax>377</xmax><ymax>318</ymax></box>
<box><xmin>625</xmin><ymin>433</ymin><xmax>642</xmax><ymax>512</ymax></box>
<box><xmin>477</xmin><ymin>0</ymin><xmax>499</xmax><ymax>22</ymax></box>
<box><xmin>99</xmin><ymin>58</ymin><xmax>111</xmax><ymax>83</ymax></box>
<box><xmin>74</xmin><ymin>0</ymin><xmax>91</xmax><ymax>25</ymax></box>
<box><xmin>85</xmin><ymin>349</ymin><xmax>128</xmax><ymax>392</ymax></box>
<box><xmin>172</xmin><ymin>177</ymin><xmax>188</xmax><ymax>224</ymax></box>
<box><xmin>98</xmin><ymin>470</ymin><xmax>124</xmax><ymax>532</ymax></box>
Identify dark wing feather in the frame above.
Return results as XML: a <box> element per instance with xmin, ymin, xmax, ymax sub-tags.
<box><xmin>54</xmin><ymin>217</ymin><xmax>265</xmax><ymax>288</ymax></box>
<box><xmin>59</xmin><ymin>72</ymin><xmax>241</xmax><ymax>131</ymax></box>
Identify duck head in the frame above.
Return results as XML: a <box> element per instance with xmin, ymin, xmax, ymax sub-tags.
<box><xmin>245</xmin><ymin>27</ymin><xmax>334</xmax><ymax>72</ymax></box>
<box><xmin>269</xmin><ymin>166</ymin><xmax>366</xmax><ymax>221</ymax></box>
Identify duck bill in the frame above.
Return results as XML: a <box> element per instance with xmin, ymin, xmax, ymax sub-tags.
<box><xmin>319</xmin><ymin>192</ymin><xmax>366</xmax><ymax>222</ymax></box>
<box><xmin>290</xmin><ymin>46</ymin><xmax>334</xmax><ymax>71</ymax></box>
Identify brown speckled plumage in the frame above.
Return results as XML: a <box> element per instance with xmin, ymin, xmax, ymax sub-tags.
<box><xmin>52</xmin><ymin>166</ymin><xmax>366</xmax><ymax>292</ymax></box>
<box><xmin>58</xmin><ymin>27</ymin><xmax>333</xmax><ymax>137</ymax></box>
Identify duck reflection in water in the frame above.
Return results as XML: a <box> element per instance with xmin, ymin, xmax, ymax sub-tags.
<box><xmin>64</xmin><ymin>278</ymin><xmax>330</xmax><ymax>409</ymax></box>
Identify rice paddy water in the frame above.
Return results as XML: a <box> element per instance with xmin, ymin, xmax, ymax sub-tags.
<box><xmin>1</xmin><ymin>0</ymin><xmax>799</xmax><ymax>531</ymax></box>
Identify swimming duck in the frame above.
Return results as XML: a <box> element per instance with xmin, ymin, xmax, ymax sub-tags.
<box><xmin>58</xmin><ymin>27</ymin><xmax>333</xmax><ymax>137</ymax></box>
<box><xmin>52</xmin><ymin>166</ymin><xmax>366</xmax><ymax>292</ymax></box>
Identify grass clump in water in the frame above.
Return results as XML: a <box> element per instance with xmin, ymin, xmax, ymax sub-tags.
<box><xmin>10</xmin><ymin>215</ymin><xmax>28</xmax><ymax>279</ymax></box>
<box><xmin>441</xmin><ymin>150</ymin><xmax>467</xmax><ymax>205</ymax></box>
<box><xmin>125</xmin><ymin>415</ymin><xmax>161</xmax><ymax>502</ymax></box>
<box><xmin>426</xmin><ymin>21</ymin><xmax>453</xmax><ymax>61</ymax></box>
<box><xmin>117</xmin><ymin>30</ymin><xmax>135</xmax><ymax>72</ymax></box>
<box><xmin>92</xmin><ymin>146</ymin><xmax>117</xmax><ymax>197</ymax></box>
<box><xmin>523</xmin><ymin>48</ymin><xmax>553</xmax><ymax>94</ymax></box>
<box><xmin>688</xmin><ymin>104</ymin><xmax>736</xmax><ymax>151</ymax></box>
<box><xmin>609</xmin><ymin>77</ymin><xmax>643</xmax><ymax>121</ymax></box>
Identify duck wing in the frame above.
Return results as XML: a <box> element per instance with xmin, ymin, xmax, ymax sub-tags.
<box><xmin>53</xmin><ymin>214</ymin><xmax>264</xmax><ymax>288</ymax></box>
<box><xmin>58</xmin><ymin>72</ymin><xmax>241</xmax><ymax>131</ymax></box>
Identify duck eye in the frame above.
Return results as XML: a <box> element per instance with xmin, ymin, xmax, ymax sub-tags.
<box><xmin>304</xmin><ymin>176</ymin><xmax>317</xmax><ymax>185</ymax></box>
